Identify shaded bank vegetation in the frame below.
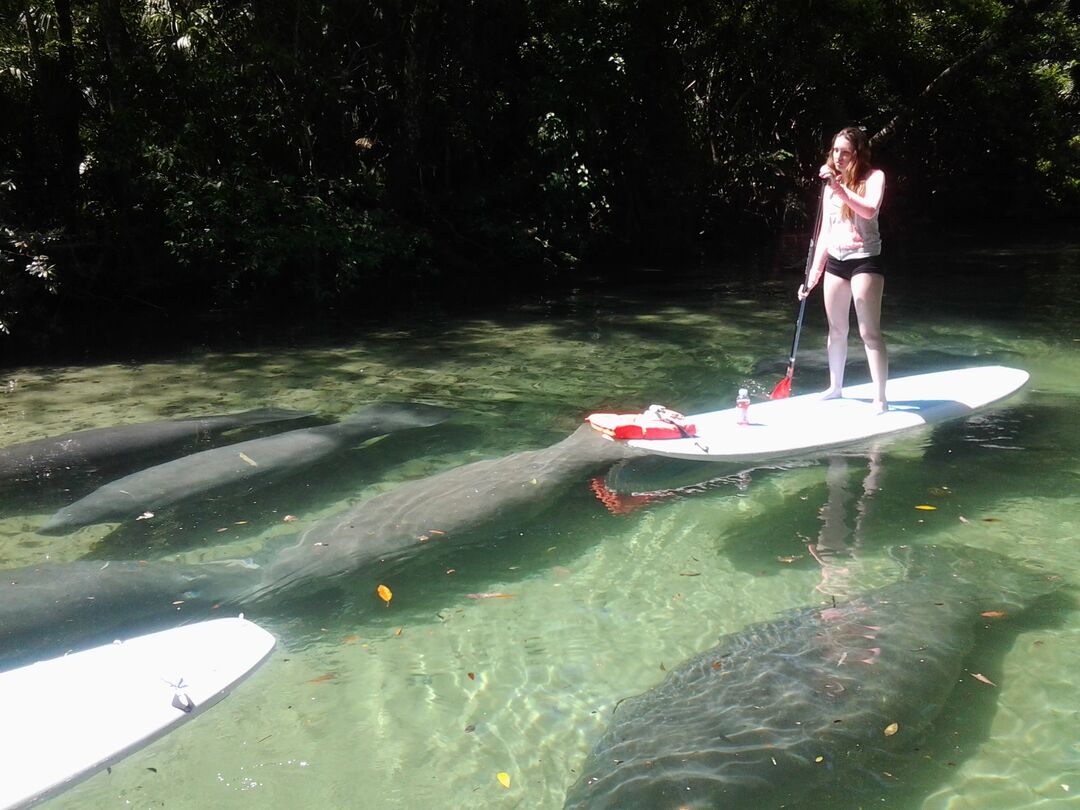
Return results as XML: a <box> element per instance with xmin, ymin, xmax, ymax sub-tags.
<box><xmin>1</xmin><ymin>0</ymin><xmax>1078</xmax><ymax>359</ymax></box>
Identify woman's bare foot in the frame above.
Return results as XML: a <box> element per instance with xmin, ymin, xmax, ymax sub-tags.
<box><xmin>872</xmin><ymin>399</ymin><xmax>889</xmax><ymax>414</ymax></box>
<box><xmin>820</xmin><ymin>388</ymin><xmax>843</xmax><ymax>400</ymax></box>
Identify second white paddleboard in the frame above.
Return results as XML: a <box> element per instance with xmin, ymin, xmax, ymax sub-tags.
<box><xmin>0</xmin><ymin>616</ymin><xmax>276</xmax><ymax>810</ymax></box>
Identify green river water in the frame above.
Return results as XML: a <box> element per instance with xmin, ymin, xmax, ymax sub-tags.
<box><xmin>1</xmin><ymin>241</ymin><xmax>1078</xmax><ymax>809</ymax></box>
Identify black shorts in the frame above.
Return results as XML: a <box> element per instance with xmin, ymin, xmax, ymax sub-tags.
<box><xmin>824</xmin><ymin>254</ymin><xmax>884</xmax><ymax>281</ymax></box>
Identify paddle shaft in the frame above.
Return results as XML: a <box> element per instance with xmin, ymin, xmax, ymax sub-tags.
<box><xmin>780</xmin><ymin>181</ymin><xmax>827</xmax><ymax>383</ymax></box>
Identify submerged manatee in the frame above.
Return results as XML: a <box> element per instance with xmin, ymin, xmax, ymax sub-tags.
<box><xmin>564</xmin><ymin>544</ymin><xmax>1060</xmax><ymax>810</ymax></box>
<box><xmin>0</xmin><ymin>407</ymin><xmax>316</xmax><ymax>486</ymax></box>
<box><xmin>39</xmin><ymin>402</ymin><xmax>451</xmax><ymax>534</ymax></box>
<box><xmin>241</xmin><ymin>423</ymin><xmax>635</xmax><ymax>602</ymax></box>
<box><xmin>0</xmin><ymin>424</ymin><xmax>636</xmax><ymax>662</ymax></box>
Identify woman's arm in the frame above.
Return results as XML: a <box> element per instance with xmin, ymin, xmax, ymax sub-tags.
<box><xmin>829</xmin><ymin>168</ymin><xmax>885</xmax><ymax>220</ymax></box>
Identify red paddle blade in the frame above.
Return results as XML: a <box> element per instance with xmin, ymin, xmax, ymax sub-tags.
<box><xmin>770</xmin><ymin>375</ymin><xmax>792</xmax><ymax>400</ymax></box>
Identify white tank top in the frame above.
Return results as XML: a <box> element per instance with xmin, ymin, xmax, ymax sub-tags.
<box><xmin>823</xmin><ymin>183</ymin><xmax>882</xmax><ymax>260</ymax></box>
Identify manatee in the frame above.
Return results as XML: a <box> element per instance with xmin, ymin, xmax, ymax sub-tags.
<box><xmin>38</xmin><ymin>402</ymin><xmax>451</xmax><ymax>534</ymax></box>
<box><xmin>0</xmin><ymin>423</ymin><xmax>636</xmax><ymax>663</ymax></box>
<box><xmin>563</xmin><ymin>544</ymin><xmax>1060</xmax><ymax>810</ymax></box>
<box><xmin>0</xmin><ymin>407</ymin><xmax>316</xmax><ymax>487</ymax></box>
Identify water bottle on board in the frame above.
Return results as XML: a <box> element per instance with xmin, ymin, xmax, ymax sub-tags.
<box><xmin>736</xmin><ymin>388</ymin><xmax>750</xmax><ymax>425</ymax></box>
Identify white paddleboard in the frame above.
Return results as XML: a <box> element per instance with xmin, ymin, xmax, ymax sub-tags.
<box><xmin>0</xmin><ymin>617</ymin><xmax>276</xmax><ymax>810</ymax></box>
<box><xmin>623</xmin><ymin>365</ymin><xmax>1029</xmax><ymax>462</ymax></box>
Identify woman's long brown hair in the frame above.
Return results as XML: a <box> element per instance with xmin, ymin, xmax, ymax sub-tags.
<box><xmin>827</xmin><ymin>126</ymin><xmax>872</xmax><ymax>220</ymax></box>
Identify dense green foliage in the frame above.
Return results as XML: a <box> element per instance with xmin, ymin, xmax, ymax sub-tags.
<box><xmin>1</xmin><ymin>0</ymin><xmax>1078</xmax><ymax>355</ymax></box>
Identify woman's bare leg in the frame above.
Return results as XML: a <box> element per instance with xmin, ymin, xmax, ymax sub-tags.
<box><xmin>822</xmin><ymin>272</ymin><xmax>852</xmax><ymax>398</ymax></box>
<box><xmin>852</xmin><ymin>272</ymin><xmax>888</xmax><ymax>412</ymax></box>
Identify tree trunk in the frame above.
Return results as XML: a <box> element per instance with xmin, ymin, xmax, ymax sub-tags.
<box><xmin>53</xmin><ymin>0</ymin><xmax>81</xmax><ymax>231</ymax></box>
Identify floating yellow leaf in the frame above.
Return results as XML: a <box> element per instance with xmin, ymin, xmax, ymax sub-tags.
<box><xmin>465</xmin><ymin>592</ymin><xmax>514</xmax><ymax>599</ymax></box>
<box><xmin>377</xmin><ymin>584</ymin><xmax>393</xmax><ymax>606</ymax></box>
<box><xmin>497</xmin><ymin>772</ymin><xmax>511</xmax><ymax>788</ymax></box>
<box><xmin>238</xmin><ymin>451</ymin><xmax>258</xmax><ymax>467</ymax></box>
<box><xmin>883</xmin><ymin>722</ymin><xmax>899</xmax><ymax>737</ymax></box>
<box><xmin>915</xmin><ymin>505</ymin><xmax>937</xmax><ymax>511</ymax></box>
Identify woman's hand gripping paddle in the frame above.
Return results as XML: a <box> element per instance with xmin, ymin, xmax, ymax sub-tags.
<box><xmin>771</xmin><ymin>182</ymin><xmax>826</xmax><ymax>399</ymax></box>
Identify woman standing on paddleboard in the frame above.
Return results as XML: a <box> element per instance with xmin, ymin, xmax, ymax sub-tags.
<box><xmin>798</xmin><ymin>126</ymin><xmax>888</xmax><ymax>413</ymax></box>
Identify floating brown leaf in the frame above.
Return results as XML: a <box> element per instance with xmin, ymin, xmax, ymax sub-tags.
<box><xmin>883</xmin><ymin>722</ymin><xmax>899</xmax><ymax>737</ymax></box>
<box><xmin>971</xmin><ymin>672</ymin><xmax>996</xmax><ymax>686</ymax></box>
<box><xmin>465</xmin><ymin>592</ymin><xmax>513</xmax><ymax>599</ymax></box>
<box><xmin>980</xmin><ymin>611</ymin><xmax>1007</xmax><ymax>618</ymax></box>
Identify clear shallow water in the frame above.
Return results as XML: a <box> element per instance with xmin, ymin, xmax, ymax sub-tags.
<box><xmin>0</xmin><ymin>243</ymin><xmax>1078</xmax><ymax>809</ymax></box>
